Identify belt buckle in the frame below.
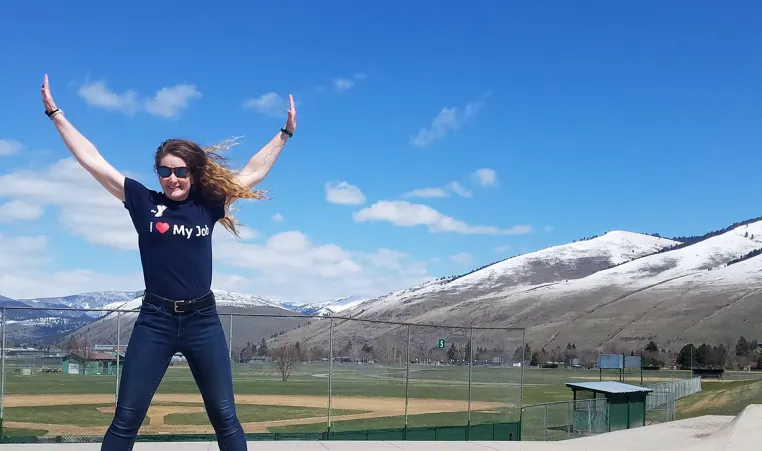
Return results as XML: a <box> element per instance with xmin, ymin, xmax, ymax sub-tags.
<box><xmin>173</xmin><ymin>300</ymin><xmax>188</xmax><ymax>313</ymax></box>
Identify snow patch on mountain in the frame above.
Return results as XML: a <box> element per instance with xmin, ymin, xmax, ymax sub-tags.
<box><xmin>352</xmin><ymin>231</ymin><xmax>680</xmax><ymax>314</ymax></box>
<box><xmin>279</xmin><ymin>295</ymin><xmax>370</xmax><ymax>316</ymax></box>
<box><xmin>19</xmin><ymin>291</ymin><xmax>143</xmax><ymax>316</ymax></box>
<box><xmin>565</xmin><ymin>221</ymin><xmax>762</xmax><ymax>291</ymax></box>
<box><xmin>102</xmin><ymin>289</ymin><xmax>294</xmax><ymax>312</ymax></box>
<box><xmin>447</xmin><ymin>230</ymin><xmax>679</xmax><ymax>289</ymax></box>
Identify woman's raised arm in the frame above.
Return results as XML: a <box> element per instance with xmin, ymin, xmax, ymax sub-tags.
<box><xmin>42</xmin><ymin>74</ymin><xmax>126</xmax><ymax>202</ymax></box>
<box><xmin>235</xmin><ymin>94</ymin><xmax>296</xmax><ymax>188</ymax></box>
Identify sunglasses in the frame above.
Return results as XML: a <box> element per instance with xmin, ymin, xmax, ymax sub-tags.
<box><xmin>157</xmin><ymin>166</ymin><xmax>189</xmax><ymax>178</ymax></box>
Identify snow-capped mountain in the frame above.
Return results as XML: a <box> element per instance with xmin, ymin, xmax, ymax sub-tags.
<box><xmin>99</xmin><ymin>289</ymin><xmax>289</xmax><ymax>312</ymax></box>
<box><xmin>19</xmin><ymin>291</ymin><xmax>144</xmax><ymax>317</ymax></box>
<box><xmin>351</xmin><ymin>230</ymin><xmax>680</xmax><ymax>316</ymax></box>
<box><xmin>270</xmin><ymin>218</ymin><xmax>762</xmax><ymax>354</ymax></box>
<box><xmin>10</xmin><ymin>216</ymin><xmax>762</xmax><ymax>355</ymax></box>
<box><xmin>279</xmin><ymin>295</ymin><xmax>370</xmax><ymax>316</ymax></box>
<box><xmin>2</xmin><ymin>291</ymin><xmax>145</xmax><ymax>344</ymax></box>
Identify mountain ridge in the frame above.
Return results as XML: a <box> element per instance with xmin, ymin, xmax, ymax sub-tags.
<box><xmin>6</xmin><ymin>217</ymin><xmax>762</xmax><ymax>357</ymax></box>
<box><xmin>267</xmin><ymin>219</ymin><xmax>762</xmax><ymax>356</ymax></box>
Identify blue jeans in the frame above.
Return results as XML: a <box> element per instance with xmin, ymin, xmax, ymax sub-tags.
<box><xmin>101</xmin><ymin>293</ymin><xmax>246</xmax><ymax>451</ymax></box>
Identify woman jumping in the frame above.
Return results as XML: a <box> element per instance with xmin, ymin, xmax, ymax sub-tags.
<box><xmin>41</xmin><ymin>74</ymin><xmax>296</xmax><ymax>451</ymax></box>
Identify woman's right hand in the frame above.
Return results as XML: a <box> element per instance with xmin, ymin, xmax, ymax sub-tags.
<box><xmin>41</xmin><ymin>74</ymin><xmax>58</xmax><ymax>113</ymax></box>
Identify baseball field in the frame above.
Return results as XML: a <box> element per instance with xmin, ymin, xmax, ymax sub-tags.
<box><xmin>0</xmin><ymin>361</ymin><xmax>713</xmax><ymax>439</ymax></box>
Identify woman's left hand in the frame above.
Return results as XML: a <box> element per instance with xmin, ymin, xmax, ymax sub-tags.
<box><xmin>284</xmin><ymin>94</ymin><xmax>296</xmax><ymax>135</ymax></box>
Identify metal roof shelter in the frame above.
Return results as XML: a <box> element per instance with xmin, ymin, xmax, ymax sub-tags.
<box><xmin>565</xmin><ymin>381</ymin><xmax>653</xmax><ymax>433</ymax></box>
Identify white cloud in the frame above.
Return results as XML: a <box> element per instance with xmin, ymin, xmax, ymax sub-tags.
<box><xmin>144</xmin><ymin>84</ymin><xmax>202</xmax><ymax>119</ymax></box>
<box><xmin>410</xmin><ymin>98</ymin><xmax>486</xmax><ymax>147</ymax></box>
<box><xmin>353</xmin><ymin>200</ymin><xmax>532</xmax><ymax>235</ymax></box>
<box><xmin>0</xmin><ymin>200</ymin><xmax>44</xmax><ymax>222</ymax></box>
<box><xmin>402</xmin><ymin>188</ymin><xmax>449</xmax><ymax>198</ymax></box>
<box><xmin>472</xmin><ymin>168</ymin><xmax>497</xmax><ymax>187</ymax></box>
<box><xmin>0</xmin><ymin>233</ymin><xmax>51</xmax><ymax>273</ymax></box>
<box><xmin>1</xmin><ymin>268</ymin><xmax>143</xmax><ymax>300</ymax></box>
<box><xmin>77</xmin><ymin>80</ymin><xmax>200</xmax><ymax>118</ymax></box>
<box><xmin>450</xmin><ymin>252</ymin><xmax>474</xmax><ymax>265</ymax></box>
<box><xmin>0</xmin><ymin>139</ymin><xmax>23</xmax><ymax>156</ymax></box>
<box><xmin>544</xmin><ymin>225</ymin><xmax>554</xmax><ymax>233</ymax></box>
<box><xmin>0</xmin><ymin>232</ymin><xmax>142</xmax><ymax>299</ymax></box>
<box><xmin>493</xmin><ymin>245</ymin><xmax>511</xmax><ymax>253</ymax></box>
<box><xmin>78</xmin><ymin>81</ymin><xmax>140</xmax><ymax>115</ymax></box>
<box><xmin>0</xmin><ymin>160</ymin><xmax>436</xmax><ymax>301</ymax></box>
<box><xmin>212</xmin><ymin>231</ymin><xmax>429</xmax><ymax>300</ymax></box>
<box><xmin>272</xmin><ymin>213</ymin><xmax>285</xmax><ymax>223</ymax></box>
<box><xmin>403</xmin><ymin>176</ymin><xmax>486</xmax><ymax>200</ymax></box>
<box><xmin>333</xmin><ymin>78</ymin><xmax>354</xmax><ymax>91</ymax></box>
<box><xmin>0</xmin><ymin>158</ymin><xmax>137</xmax><ymax>250</ymax></box>
<box><xmin>244</xmin><ymin>92</ymin><xmax>288</xmax><ymax>117</ymax></box>
<box><xmin>448</xmin><ymin>181</ymin><xmax>472</xmax><ymax>198</ymax></box>
<box><xmin>325</xmin><ymin>181</ymin><xmax>366</xmax><ymax>205</ymax></box>
<box><xmin>332</xmin><ymin>73</ymin><xmax>366</xmax><ymax>92</ymax></box>
<box><xmin>402</xmin><ymin>181</ymin><xmax>471</xmax><ymax>199</ymax></box>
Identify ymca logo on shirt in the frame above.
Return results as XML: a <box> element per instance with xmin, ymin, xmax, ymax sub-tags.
<box><xmin>151</xmin><ymin>205</ymin><xmax>167</xmax><ymax>217</ymax></box>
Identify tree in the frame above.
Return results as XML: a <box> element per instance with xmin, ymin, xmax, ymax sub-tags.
<box><xmin>272</xmin><ymin>344</ymin><xmax>300</xmax><ymax>381</ymax></box>
<box><xmin>257</xmin><ymin>338</ymin><xmax>269</xmax><ymax>356</ymax></box>
<box><xmin>464</xmin><ymin>340</ymin><xmax>472</xmax><ymax>363</ymax></box>
<box><xmin>64</xmin><ymin>335</ymin><xmax>95</xmax><ymax>375</ymax></box>
<box><xmin>240</xmin><ymin>341</ymin><xmax>257</xmax><ymax>362</ymax></box>
<box><xmin>447</xmin><ymin>343</ymin><xmax>457</xmax><ymax>362</ymax></box>
<box><xmin>676</xmin><ymin>344</ymin><xmax>696</xmax><ymax>368</ymax></box>
<box><xmin>644</xmin><ymin>341</ymin><xmax>659</xmax><ymax>352</ymax></box>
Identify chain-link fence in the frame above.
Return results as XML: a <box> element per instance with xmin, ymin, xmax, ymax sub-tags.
<box><xmin>645</xmin><ymin>377</ymin><xmax>701</xmax><ymax>423</ymax></box>
<box><xmin>646</xmin><ymin>377</ymin><xmax>702</xmax><ymax>402</ymax></box>
<box><xmin>519</xmin><ymin>377</ymin><xmax>702</xmax><ymax>441</ymax></box>
<box><xmin>0</xmin><ymin>305</ymin><xmax>524</xmax><ymax>444</ymax></box>
<box><xmin>519</xmin><ymin>398</ymin><xmax>608</xmax><ymax>441</ymax></box>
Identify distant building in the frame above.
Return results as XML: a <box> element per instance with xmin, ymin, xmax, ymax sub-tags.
<box><xmin>61</xmin><ymin>351</ymin><xmax>124</xmax><ymax>376</ymax></box>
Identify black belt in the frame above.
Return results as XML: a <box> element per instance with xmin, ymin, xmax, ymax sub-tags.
<box><xmin>143</xmin><ymin>290</ymin><xmax>216</xmax><ymax>313</ymax></box>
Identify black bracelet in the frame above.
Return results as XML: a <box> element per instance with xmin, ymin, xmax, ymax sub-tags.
<box><xmin>280</xmin><ymin>127</ymin><xmax>293</xmax><ymax>138</ymax></box>
<box><xmin>45</xmin><ymin>108</ymin><xmax>60</xmax><ymax>118</ymax></box>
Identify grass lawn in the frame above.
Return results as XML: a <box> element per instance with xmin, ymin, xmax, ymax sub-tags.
<box><xmin>164</xmin><ymin>405</ymin><xmax>367</xmax><ymax>425</ymax></box>
<box><xmin>8</xmin><ymin>361</ymin><xmax>751</xmax><ymax>438</ymax></box>
<box><xmin>2</xmin><ymin>428</ymin><xmax>49</xmax><ymax>437</ymax></box>
<box><xmin>4</xmin><ymin>403</ymin><xmax>152</xmax><ymax>427</ymax></box>
<box><xmin>269</xmin><ymin>408</ymin><xmax>516</xmax><ymax>433</ymax></box>
<box><xmin>676</xmin><ymin>379</ymin><xmax>762</xmax><ymax>419</ymax></box>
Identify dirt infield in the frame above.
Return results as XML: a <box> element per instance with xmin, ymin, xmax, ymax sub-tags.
<box><xmin>4</xmin><ymin>393</ymin><xmax>510</xmax><ymax>436</ymax></box>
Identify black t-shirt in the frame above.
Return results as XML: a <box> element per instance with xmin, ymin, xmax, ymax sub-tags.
<box><xmin>122</xmin><ymin>177</ymin><xmax>225</xmax><ymax>301</ymax></box>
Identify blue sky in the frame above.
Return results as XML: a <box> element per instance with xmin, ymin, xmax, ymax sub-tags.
<box><xmin>1</xmin><ymin>1</ymin><xmax>761</xmax><ymax>301</ymax></box>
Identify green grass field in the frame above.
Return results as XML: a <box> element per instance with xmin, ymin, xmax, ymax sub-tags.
<box><xmin>2</xmin><ymin>360</ymin><xmax>754</xmax><ymax>439</ymax></box>
<box><xmin>676</xmin><ymin>378</ymin><xmax>762</xmax><ymax>419</ymax></box>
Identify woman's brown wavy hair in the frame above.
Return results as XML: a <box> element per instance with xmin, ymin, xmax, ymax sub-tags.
<box><xmin>154</xmin><ymin>137</ymin><xmax>267</xmax><ymax>236</ymax></box>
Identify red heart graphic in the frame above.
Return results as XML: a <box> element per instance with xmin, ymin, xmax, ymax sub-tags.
<box><xmin>156</xmin><ymin>222</ymin><xmax>170</xmax><ymax>234</ymax></box>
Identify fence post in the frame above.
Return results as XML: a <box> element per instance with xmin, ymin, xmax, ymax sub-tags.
<box><xmin>327</xmin><ymin>317</ymin><xmax>334</xmax><ymax>437</ymax></box>
<box><xmin>404</xmin><ymin>325</ymin><xmax>410</xmax><ymax>438</ymax></box>
<box><xmin>115</xmin><ymin>312</ymin><xmax>121</xmax><ymax>404</ymax></box>
<box><xmin>0</xmin><ymin>308</ymin><xmax>5</xmax><ymax>439</ymax></box>
<box><xmin>467</xmin><ymin>327</ymin><xmax>473</xmax><ymax>440</ymax></box>
<box><xmin>520</xmin><ymin>329</ymin><xmax>525</xmax><ymax>408</ymax></box>
<box><xmin>587</xmin><ymin>401</ymin><xmax>592</xmax><ymax>435</ymax></box>
<box><xmin>543</xmin><ymin>402</ymin><xmax>548</xmax><ymax>441</ymax></box>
